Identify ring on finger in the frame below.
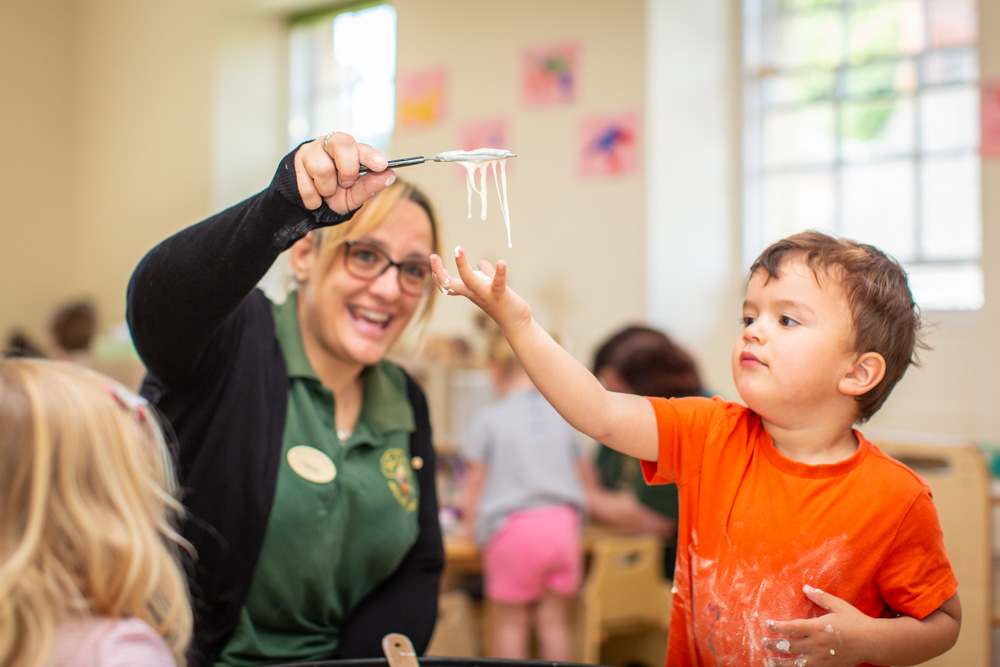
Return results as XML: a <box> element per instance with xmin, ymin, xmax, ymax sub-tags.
<box><xmin>323</xmin><ymin>131</ymin><xmax>339</xmax><ymax>151</ymax></box>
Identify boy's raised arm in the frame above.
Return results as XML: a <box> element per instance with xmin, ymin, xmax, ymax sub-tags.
<box><xmin>431</xmin><ymin>248</ymin><xmax>660</xmax><ymax>462</ymax></box>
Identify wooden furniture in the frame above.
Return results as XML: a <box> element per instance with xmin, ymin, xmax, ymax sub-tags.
<box><xmin>868</xmin><ymin>430</ymin><xmax>992</xmax><ymax>667</ymax></box>
<box><xmin>574</xmin><ymin>534</ymin><xmax>672</xmax><ymax>665</ymax></box>
<box><xmin>439</xmin><ymin>525</ymin><xmax>672</xmax><ymax>665</ymax></box>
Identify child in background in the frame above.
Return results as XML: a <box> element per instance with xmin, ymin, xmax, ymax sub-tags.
<box><xmin>461</xmin><ymin>330</ymin><xmax>588</xmax><ymax>662</ymax></box>
<box><xmin>0</xmin><ymin>359</ymin><xmax>192</xmax><ymax>667</ymax></box>
<box><xmin>583</xmin><ymin>325</ymin><xmax>706</xmax><ymax>580</ymax></box>
<box><xmin>433</xmin><ymin>230</ymin><xmax>961</xmax><ymax>667</ymax></box>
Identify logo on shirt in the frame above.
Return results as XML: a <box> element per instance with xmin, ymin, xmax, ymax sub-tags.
<box><xmin>381</xmin><ymin>448</ymin><xmax>417</xmax><ymax>511</ymax></box>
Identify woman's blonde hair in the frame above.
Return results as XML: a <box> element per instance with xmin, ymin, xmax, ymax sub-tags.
<box><xmin>307</xmin><ymin>179</ymin><xmax>442</xmax><ymax>328</ymax></box>
<box><xmin>0</xmin><ymin>359</ymin><xmax>192</xmax><ymax>666</ymax></box>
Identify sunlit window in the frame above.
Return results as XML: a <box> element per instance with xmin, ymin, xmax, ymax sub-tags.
<box><xmin>742</xmin><ymin>0</ymin><xmax>981</xmax><ymax>310</ymax></box>
<box><xmin>288</xmin><ymin>4</ymin><xmax>397</xmax><ymax>152</ymax></box>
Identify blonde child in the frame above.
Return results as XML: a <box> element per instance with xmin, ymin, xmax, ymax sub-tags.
<box><xmin>0</xmin><ymin>359</ymin><xmax>192</xmax><ymax>666</ymax></box>
<box><xmin>462</xmin><ymin>330</ymin><xmax>587</xmax><ymax>661</ymax></box>
<box><xmin>431</xmin><ymin>230</ymin><xmax>961</xmax><ymax>667</ymax></box>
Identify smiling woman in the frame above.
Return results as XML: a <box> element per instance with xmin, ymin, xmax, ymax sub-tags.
<box><xmin>126</xmin><ymin>132</ymin><xmax>444</xmax><ymax>667</ymax></box>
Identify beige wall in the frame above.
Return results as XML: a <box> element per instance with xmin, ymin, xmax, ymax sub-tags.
<box><xmin>1</xmin><ymin>0</ymin><xmax>996</xmax><ymax>445</ymax></box>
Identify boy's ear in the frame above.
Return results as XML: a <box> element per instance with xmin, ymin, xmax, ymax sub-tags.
<box><xmin>839</xmin><ymin>352</ymin><xmax>886</xmax><ymax>397</ymax></box>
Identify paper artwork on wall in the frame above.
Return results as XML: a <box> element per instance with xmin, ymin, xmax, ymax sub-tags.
<box><xmin>456</xmin><ymin>119</ymin><xmax>511</xmax><ymax>179</ymax></box>
<box><xmin>397</xmin><ymin>69</ymin><xmax>448</xmax><ymax>129</ymax></box>
<box><xmin>981</xmin><ymin>78</ymin><xmax>1000</xmax><ymax>159</ymax></box>
<box><xmin>578</xmin><ymin>112</ymin><xmax>638</xmax><ymax>177</ymax></box>
<box><xmin>522</xmin><ymin>43</ymin><xmax>577</xmax><ymax>107</ymax></box>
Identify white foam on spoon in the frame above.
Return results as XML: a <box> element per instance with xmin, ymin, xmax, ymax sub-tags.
<box><xmin>435</xmin><ymin>149</ymin><xmax>514</xmax><ymax>248</ymax></box>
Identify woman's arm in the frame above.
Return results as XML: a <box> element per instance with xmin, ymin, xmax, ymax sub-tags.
<box><xmin>127</xmin><ymin>138</ymin><xmax>392</xmax><ymax>387</ymax></box>
<box><xmin>579</xmin><ymin>460</ymin><xmax>675</xmax><ymax>535</ymax></box>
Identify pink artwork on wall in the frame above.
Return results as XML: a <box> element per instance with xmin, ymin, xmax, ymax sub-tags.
<box><xmin>981</xmin><ymin>78</ymin><xmax>1000</xmax><ymax>159</ymax></box>
<box><xmin>397</xmin><ymin>69</ymin><xmax>448</xmax><ymax>129</ymax></box>
<box><xmin>453</xmin><ymin>119</ymin><xmax>511</xmax><ymax>180</ymax></box>
<box><xmin>578</xmin><ymin>112</ymin><xmax>639</xmax><ymax>177</ymax></box>
<box><xmin>522</xmin><ymin>43</ymin><xmax>577</xmax><ymax>107</ymax></box>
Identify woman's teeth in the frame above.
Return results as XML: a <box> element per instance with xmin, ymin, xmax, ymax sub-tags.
<box><xmin>353</xmin><ymin>306</ymin><xmax>390</xmax><ymax>326</ymax></box>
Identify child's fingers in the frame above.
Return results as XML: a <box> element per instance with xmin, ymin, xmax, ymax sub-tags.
<box><xmin>491</xmin><ymin>260</ymin><xmax>508</xmax><ymax>296</ymax></box>
<box><xmin>430</xmin><ymin>254</ymin><xmax>460</xmax><ymax>295</ymax></box>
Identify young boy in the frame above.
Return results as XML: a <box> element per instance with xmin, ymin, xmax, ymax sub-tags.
<box><xmin>431</xmin><ymin>231</ymin><xmax>961</xmax><ymax>667</ymax></box>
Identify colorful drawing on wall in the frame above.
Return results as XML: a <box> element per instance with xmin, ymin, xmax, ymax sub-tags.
<box><xmin>522</xmin><ymin>43</ymin><xmax>577</xmax><ymax>107</ymax></box>
<box><xmin>578</xmin><ymin>112</ymin><xmax>639</xmax><ymax>177</ymax></box>
<box><xmin>397</xmin><ymin>69</ymin><xmax>448</xmax><ymax>128</ymax></box>
<box><xmin>981</xmin><ymin>78</ymin><xmax>1000</xmax><ymax>159</ymax></box>
<box><xmin>446</xmin><ymin>119</ymin><xmax>512</xmax><ymax>182</ymax></box>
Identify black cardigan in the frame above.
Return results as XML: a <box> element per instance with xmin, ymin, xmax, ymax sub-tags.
<box><xmin>126</xmin><ymin>149</ymin><xmax>443</xmax><ymax>666</ymax></box>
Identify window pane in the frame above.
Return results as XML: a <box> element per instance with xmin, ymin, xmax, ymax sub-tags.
<box><xmin>761</xmin><ymin>171</ymin><xmax>836</xmax><ymax>240</ymax></box>
<box><xmin>762</xmin><ymin>0</ymin><xmax>840</xmax><ymax>11</ymax></box>
<box><xmin>908</xmin><ymin>263</ymin><xmax>983</xmax><ymax>310</ymax></box>
<box><xmin>761</xmin><ymin>70</ymin><xmax>836</xmax><ymax>106</ymax></box>
<box><xmin>920</xmin><ymin>155</ymin><xmax>980</xmax><ymax>261</ymax></box>
<box><xmin>763</xmin><ymin>105</ymin><xmax>836</xmax><ymax>167</ymax></box>
<box><xmin>841</xmin><ymin>162</ymin><xmax>915</xmax><ymax>260</ymax></box>
<box><xmin>842</xmin><ymin>60</ymin><xmax>917</xmax><ymax>98</ymax></box>
<box><xmin>928</xmin><ymin>0</ymin><xmax>977</xmax><ymax>48</ymax></box>
<box><xmin>919</xmin><ymin>85</ymin><xmax>978</xmax><ymax>152</ymax></box>
<box><xmin>841</xmin><ymin>97</ymin><xmax>914</xmax><ymax>162</ymax></box>
<box><xmin>766</xmin><ymin>10</ymin><xmax>841</xmax><ymax>69</ymax></box>
<box><xmin>847</xmin><ymin>0</ymin><xmax>924</xmax><ymax>62</ymax></box>
<box><xmin>923</xmin><ymin>48</ymin><xmax>978</xmax><ymax>85</ymax></box>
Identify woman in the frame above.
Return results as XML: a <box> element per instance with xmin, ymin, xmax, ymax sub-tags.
<box><xmin>582</xmin><ymin>325</ymin><xmax>705</xmax><ymax>579</ymax></box>
<box><xmin>127</xmin><ymin>133</ymin><xmax>444</xmax><ymax>666</ymax></box>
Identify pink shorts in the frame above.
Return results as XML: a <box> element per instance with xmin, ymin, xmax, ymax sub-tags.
<box><xmin>482</xmin><ymin>505</ymin><xmax>582</xmax><ymax>603</ymax></box>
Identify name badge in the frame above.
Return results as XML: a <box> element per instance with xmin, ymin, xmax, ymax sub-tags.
<box><xmin>287</xmin><ymin>445</ymin><xmax>337</xmax><ymax>484</ymax></box>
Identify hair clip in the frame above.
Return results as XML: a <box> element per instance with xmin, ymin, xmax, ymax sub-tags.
<box><xmin>104</xmin><ymin>382</ymin><xmax>148</xmax><ymax>422</ymax></box>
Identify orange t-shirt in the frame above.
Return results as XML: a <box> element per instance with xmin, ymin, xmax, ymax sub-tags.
<box><xmin>640</xmin><ymin>396</ymin><xmax>957</xmax><ymax>667</ymax></box>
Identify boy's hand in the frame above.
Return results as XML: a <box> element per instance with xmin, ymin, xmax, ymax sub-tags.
<box><xmin>430</xmin><ymin>247</ymin><xmax>533</xmax><ymax>334</ymax></box>
<box><xmin>762</xmin><ymin>585</ymin><xmax>872</xmax><ymax>666</ymax></box>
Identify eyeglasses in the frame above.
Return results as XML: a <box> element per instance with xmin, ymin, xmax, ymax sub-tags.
<box><xmin>342</xmin><ymin>240</ymin><xmax>433</xmax><ymax>296</ymax></box>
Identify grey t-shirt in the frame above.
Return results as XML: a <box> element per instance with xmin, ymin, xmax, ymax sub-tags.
<box><xmin>462</xmin><ymin>388</ymin><xmax>584</xmax><ymax>546</ymax></box>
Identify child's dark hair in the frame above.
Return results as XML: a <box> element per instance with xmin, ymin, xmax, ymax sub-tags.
<box><xmin>749</xmin><ymin>230</ymin><xmax>925</xmax><ymax>423</ymax></box>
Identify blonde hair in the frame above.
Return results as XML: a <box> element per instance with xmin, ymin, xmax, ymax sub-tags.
<box><xmin>0</xmin><ymin>359</ymin><xmax>192</xmax><ymax>666</ymax></box>
<box><xmin>307</xmin><ymin>179</ymin><xmax>442</xmax><ymax>327</ymax></box>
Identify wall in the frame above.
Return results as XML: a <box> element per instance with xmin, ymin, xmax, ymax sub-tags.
<box><xmin>0</xmin><ymin>0</ymin><xmax>996</xmax><ymax>446</ymax></box>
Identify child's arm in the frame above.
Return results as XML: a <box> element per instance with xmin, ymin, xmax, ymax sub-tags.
<box><xmin>431</xmin><ymin>249</ymin><xmax>660</xmax><ymax>462</ymax></box>
<box><xmin>763</xmin><ymin>586</ymin><xmax>961</xmax><ymax>666</ymax></box>
<box><xmin>462</xmin><ymin>461</ymin><xmax>485</xmax><ymax>541</ymax></box>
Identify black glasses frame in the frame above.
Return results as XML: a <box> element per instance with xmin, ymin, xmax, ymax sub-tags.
<box><xmin>342</xmin><ymin>240</ymin><xmax>433</xmax><ymax>296</ymax></box>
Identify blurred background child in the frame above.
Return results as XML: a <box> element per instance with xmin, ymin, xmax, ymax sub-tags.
<box><xmin>461</xmin><ymin>329</ymin><xmax>587</xmax><ymax>661</ymax></box>
<box><xmin>0</xmin><ymin>359</ymin><xmax>192</xmax><ymax>666</ymax></box>
<box><xmin>581</xmin><ymin>325</ymin><xmax>705</xmax><ymax>580</ymax></box>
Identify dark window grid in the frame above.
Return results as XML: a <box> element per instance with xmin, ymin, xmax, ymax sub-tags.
<box><xmin>743</xmin><ymin>0</ymin><xmax>979</xmax><ymax>266</ymax></box>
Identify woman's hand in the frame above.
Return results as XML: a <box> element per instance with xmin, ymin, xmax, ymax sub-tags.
<box><xmin>430</xmin><ymin>246</ymin><xmax>533</xmax><ymax>336</ymax></box>
<box><xmin>294</xmin><ymin>131</ymin><xmax>394</xmax><ymax>214</ymax></box>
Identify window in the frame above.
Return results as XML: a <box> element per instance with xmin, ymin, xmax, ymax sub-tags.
<box><xmin>742</xmin><ymin>0</ymin><xmax>981</xmax><ymax>310</ymax></box>
<box><xmin>287</xmin><ymin>3</ymin><xmax>397</xmax><ymax>153</ymax></box>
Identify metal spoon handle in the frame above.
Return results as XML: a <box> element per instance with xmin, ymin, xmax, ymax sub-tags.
<box><xmin>358</xmin><ymin>156</ymin><xmax>427</xmax><ymax>176</ymax></box>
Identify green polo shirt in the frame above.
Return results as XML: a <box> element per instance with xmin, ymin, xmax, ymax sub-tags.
<box><xmin>217</xmin><ymin>294</ymin><xmax>421</xmax><ymax>666</ymax></box>
<box><xmin>595</xmin><ymin>444</ymin><xmax>678</xmax><ymax>521</ymax></box>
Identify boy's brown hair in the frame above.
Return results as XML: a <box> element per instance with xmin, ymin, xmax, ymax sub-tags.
<box><xmin>749</xmin><ymin>230</ymin><xmax>925</xmax><ymax>423</ymax></box>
